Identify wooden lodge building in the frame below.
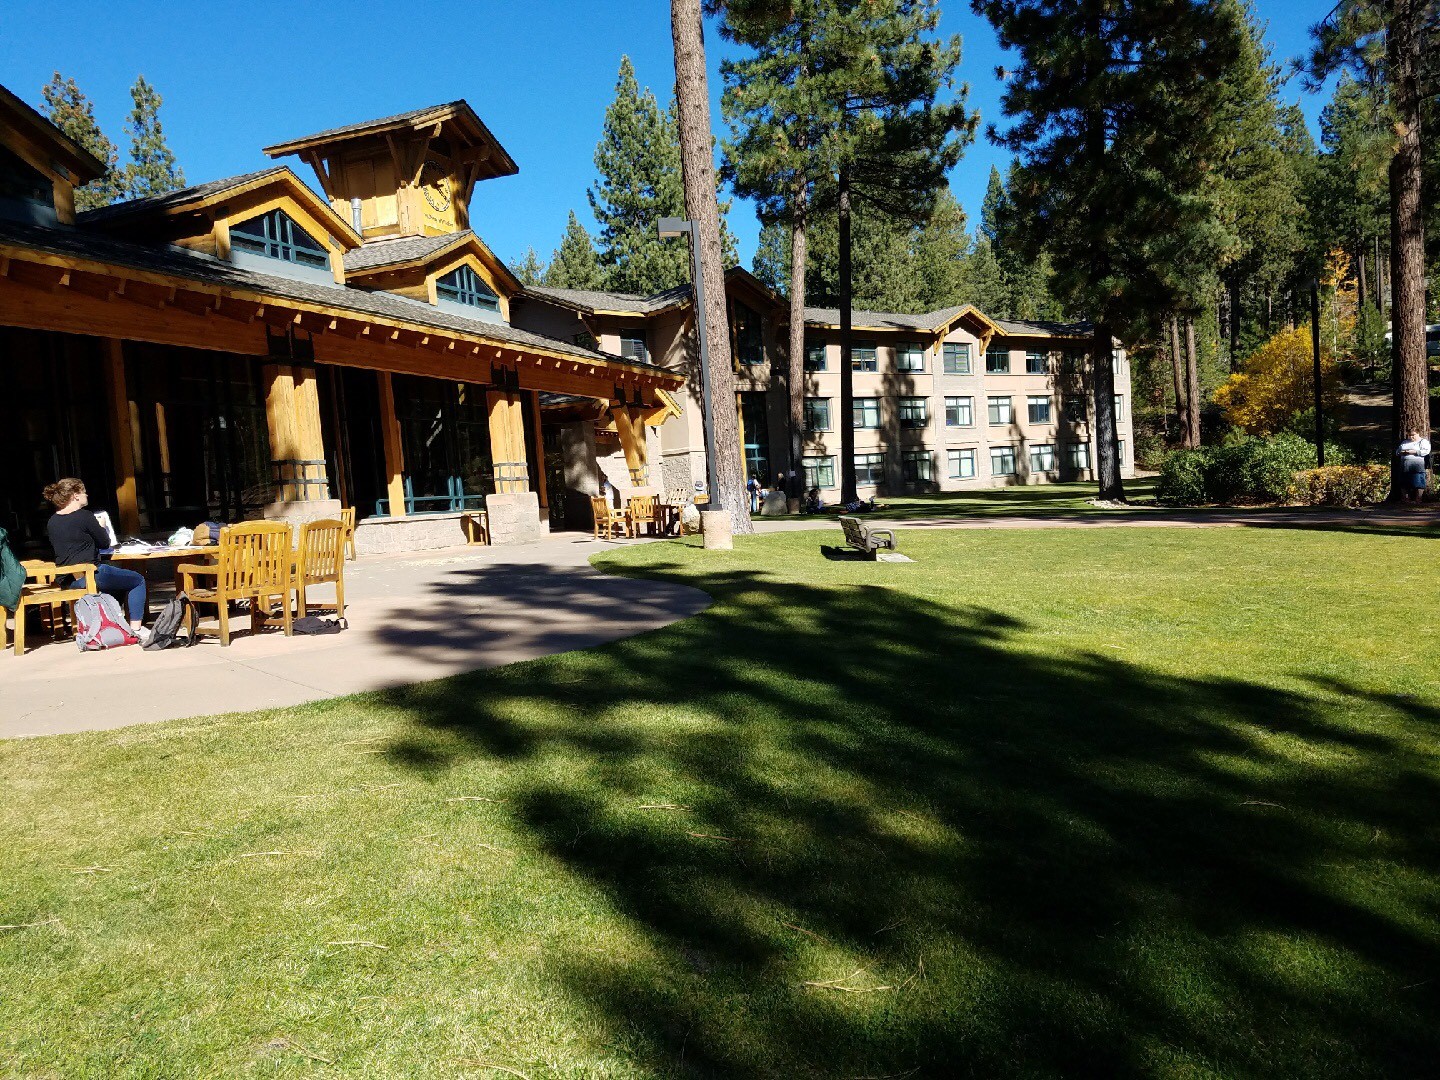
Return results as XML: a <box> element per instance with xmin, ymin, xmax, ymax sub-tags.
<box><xmin>0</xmin><ymin>84</ymin><xmax>683</xmax><ymax>555</ymax></box>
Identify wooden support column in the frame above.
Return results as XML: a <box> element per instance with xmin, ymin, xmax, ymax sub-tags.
<box><xmin>528</xmin><ymin>390</ymin><xmax>548</xmax><ymax>510</ymax></box>
<box><xmin>264</xmin><ymin>363</ymin><xmax>330</xmax><ymax>503</ymax></box>
<box><xmin>487</xmin><ymin>388</ymin><xmax>530</xmax><ymax>493</ymax></box>
<box><xmin>612</xmin><ymin>405</ymin><xmax>648</xmax><ymax>486</ymax></box>
<box><xmin>376</xmin><ymin>371</ymin><xmax>407</xmax><ymax>516</ymax></box>
<box><xmin>291</xmin><ymin>366</ymin><xmax>329</xmax><ymax>500</ymax></box>
<box><xmin>102</xmin><ymin>338</ymin><xmax>140</xmax><ymax>534</ymax></box>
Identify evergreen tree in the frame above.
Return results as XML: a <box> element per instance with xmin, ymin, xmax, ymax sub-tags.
<box><xmin>909</xmin><ymin>186</ymin><xmax>970</xmax><ymax>311</ymax></box>
<box><xmin>979</xmin><ymin>165</ymin><xmax>1006</xmax><ymax>245</ymax></box>
<box><xmin>39</xmin><ymin>74</ymin><xmax>121</xmax><ymax>211</ymax></box>
<box><xmin>958</xmin><ymin>235</ymin><xmax>1008</xmax><ymax>315</ymax></box>
<box><xmin>119</xmin><ymin>75</ymin><xmax>184</xmax><ymax>201</ymax></box>
<box><xmin>512</xmin><ymin>247</ymin><xmax>548</xmax><ymax>286</ymax></box>
<box><xmin>545</xmin><ymin>211</ymin><xmax>605</xmax><ymax>290</ymax></box>
<box><xmin>973</xmin><ymin>0</ymin><xmax>1243</xmax><ymax>500</ymax></box>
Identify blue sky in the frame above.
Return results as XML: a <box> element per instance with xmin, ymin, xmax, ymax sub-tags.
<box><xmin>2</xmin><ymin>0</ymin><xmax>1333</xmax><ymax>273</ymax></box>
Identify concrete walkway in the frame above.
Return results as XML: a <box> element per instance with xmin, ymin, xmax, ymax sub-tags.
<box><xmin>1</xmin><ymin>534</ymin><xmax>710</xmax><ymax>740</ymax></box>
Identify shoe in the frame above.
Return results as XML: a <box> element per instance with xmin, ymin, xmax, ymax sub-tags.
<box><xmin>133</xmin><ymin>626</ymin><xmax>151</xmax><ymax>644</ymax></box>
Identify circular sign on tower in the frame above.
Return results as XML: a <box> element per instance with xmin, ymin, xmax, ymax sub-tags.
<box><xmin>420</xmin><ymin>159</ymin><xmax>452</xmax><ymax>213</ymax></box>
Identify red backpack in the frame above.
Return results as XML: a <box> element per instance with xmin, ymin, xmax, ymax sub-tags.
<box><xmin>73</xmin><ymin>593</ymin><xmax>139</xmax><ymax>651</ymax></box>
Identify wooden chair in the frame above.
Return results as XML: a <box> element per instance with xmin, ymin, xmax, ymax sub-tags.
<box><xmin>4</xmin><ymin>561</ymin><xmax>98</xmax><ymax>656</ymax></box>
<box><xmin>294</xmin><ymin>519</ymin><xmax>346</xmax><ymax>621</ymax></box>
<box><xmin>591</xmin><ymin>495</ymin><xmax>629</xmax><ymax>540</ymax></box>
<box><xmin>627</xmin><ymin>494</ymin><xmax>660</xmax><ymax>536</ymax></box>
<box><xmin>177</xmin><ymin>522</ymin><xmax>294</xmax><ymax>646</ymax></box>
<box><xmin>339</xmin><ymin>507</ymin><xmax>358</xmax><ymax>561</ymax></box>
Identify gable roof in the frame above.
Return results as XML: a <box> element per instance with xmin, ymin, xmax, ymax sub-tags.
<box><xmin>521</xmin><ymin>268</ymin><xmax>781</xmax><ymax>319</ymax></box>
<box><xmin>262</xmin><ymin>100</ymin><xmax>518</xmax><ymax>179</ymax></box>
<box><xmin>804</xmin><ymin>304</ymin><xmax>965</xmax><ymax>332</ymax></box>
<box><xmin>343</xmin><ymin>229</ymin><xmax>522</xmax><ymax>293</ymax></box>
<box><xmin>77</xmin><ymin>166</ymin><xmax>364</xmax><ymax>248</ymax></box>
<box><xmin>993</xmin><ymin>317</ymin><xmax>1093</xmax><ymax>339</ymax></box>
<box><xmin>0</xmin><ymin>82</ymin><xmax>108</xmax><ymax>184</ymax></box>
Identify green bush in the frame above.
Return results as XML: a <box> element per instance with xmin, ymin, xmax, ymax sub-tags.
<box><xmin>1157</xmin><ymin>434</ymin><xmax>1352</xmax><ymax>506</ymax></box>
<box><xmin>1156</xmin><ymin>450</ymin><xmax>1209</xmax><ymax>506</ymax></box>
<box><xmin>1291</xmin><ymin>465</ymin><xmax>1390</xmax><ymax>507</ymax></box>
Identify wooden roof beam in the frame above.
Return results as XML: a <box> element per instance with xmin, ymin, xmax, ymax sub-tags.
<box><xmin>118</xmin><ymin>280</ymin><xmax>173</xmax><ymax>309</ymax></box>
<box><xmin>67</xmin><ymin>269</ymin><xmax>122</xmax><ymax>301</ymax></box>
<box><xmin>171</xmin><ymin>290</ymin><xmax>220</xmax><ymax>317</ymax></box>
<box><xmin>216</xmin><ymin>297</ymin><xmax>263</xmax><ymax>323</ymax></box>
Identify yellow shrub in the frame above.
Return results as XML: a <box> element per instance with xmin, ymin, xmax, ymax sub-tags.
<box><xmin>1214</xmin><ymin>328</ymin><xmax>1345</xmax><ymax>436</ymax></box>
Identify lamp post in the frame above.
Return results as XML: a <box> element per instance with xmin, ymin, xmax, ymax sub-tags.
<box><xmin>659</xmin><ymin>216</ymin><xmax>722</xmax><ymax>510</ymax></box>
<box><xmin>1310</xmin><ymin>277</ymin><xmax>1325</xmax><ymax>467</ymax></box>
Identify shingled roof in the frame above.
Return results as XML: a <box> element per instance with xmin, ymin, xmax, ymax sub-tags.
<box><xmin>343</xmin><ymin>233</ymin><xmax>468</xmax><ymax>273</ymax></box>
<box><xmin>803</xmin><ymin>305</ymin><xmax>967</xmax><ymax>332</ymax></box>
<box><xmin>523</xmin><ymin>282</ymin><xmax>693</xmax><ymax>316</ymax></box>
<box><xmin>0</xmin><ymin>218</ymin><xmax>664</xmax><ymax>374</ymax></box>
<box><xmin>993</xmin><ymin>318</ymin><xmax>1092</xmax><ymax>338</ymax></box>
<box><xmin>77</xmin><ymin>168</ymin><xmax>289</xmax><ymax>225</ymax></box>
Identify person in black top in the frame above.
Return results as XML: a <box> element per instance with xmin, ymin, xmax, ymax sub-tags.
<box><xmin>43</xmin><ymin>478</ymin><xmax>148</xmax><ymax>640</ymax></box>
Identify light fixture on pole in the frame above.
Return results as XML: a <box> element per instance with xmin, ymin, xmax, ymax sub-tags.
<box><xmin>659</xmin><ymin>215</ymin><xmax>722</xmax><ymax>510</ymax></box>
<box><xmin>1310</xmin><ymin>276</ymin><xmax>1325</xmax><ymax>467</ymax></box>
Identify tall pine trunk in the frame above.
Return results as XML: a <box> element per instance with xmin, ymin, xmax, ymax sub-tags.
<box><xmin>671</xmin><ymin>0</ymin><xmax>752</xmax><ymax>533</ymax></box>
<box><xmin>1092</xmin><ymin>322</ymin><xmax>1123</xmax><ymax>500</ymax></box>
<box><xmin>1184</xmin><ymin>315</ymin><xmax>1202</xmax><ymax>448</ymax></box>
<box><xmin>787</xmin><ymin>186</ymin><xmax>808</xmax><ymax>507</ymax></box>
<box><xmin>1356</xmin><ymin>242</ymin><xmax>1367</xmax><ymax>312</ymax></box>
<box><xmin>1228</xmin><ymin>275</ymin><xmax>1242</xmax><ymax>368</ymax></box>
<box><xmin>838</xmin><ymin>166</ymin><xmax>857</xmax><ymax>504</ymax></box>
<box><xmin>1169</xmin><ymin>314</ymin><xmax>1188</xmax><ymax>445</ymax></box>
<box><xmin>1388</xmin><ymin>0</ymin><xmax>1427</xmax><ymax>499</ymax></box>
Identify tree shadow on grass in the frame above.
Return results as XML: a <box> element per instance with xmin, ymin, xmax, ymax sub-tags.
<box><xmin>374</xmin><ymin>561</ymin><xmax>1440</xmax><ymax>1078</ymax></box>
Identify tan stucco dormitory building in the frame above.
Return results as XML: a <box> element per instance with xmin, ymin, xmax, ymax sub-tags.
<box><xmin>0</xmin><ymin>85</ymin><xmax>681</xmax><ymax>554</ymax></box>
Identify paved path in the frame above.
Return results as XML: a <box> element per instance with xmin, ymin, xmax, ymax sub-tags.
<box><xmin>1</xmin><ymin>534</ymin><xmax>709</xmax><ymax>740</ymax></box>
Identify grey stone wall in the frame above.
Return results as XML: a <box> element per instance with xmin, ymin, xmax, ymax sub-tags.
<box><xmin>485</xmin><ymin>491</ymin><xmax>543</xmax><ymax>546</ymax></box>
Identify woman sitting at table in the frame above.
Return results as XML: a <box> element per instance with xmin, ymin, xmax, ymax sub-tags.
<box><xmin>43</xmin><ymin>478</ymin><xmax>148</xmax><ymax>642</ymax></box>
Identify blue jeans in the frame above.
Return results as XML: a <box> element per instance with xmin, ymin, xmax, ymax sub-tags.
<box><xmin>95</xmin><ymin>563</ymin><xmax>147</xmax><ymax>624</ymax></box>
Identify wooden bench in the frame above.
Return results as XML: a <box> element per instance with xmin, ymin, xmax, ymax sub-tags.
<box><xmin>839</xmin><ymin>516</ymin><xmax>896</xmax><ymax>559</ymax></box>
<box><xmin>4</xmin><ymin>561</ymin><xmax>98</xmax><ymax>656</ymax></box>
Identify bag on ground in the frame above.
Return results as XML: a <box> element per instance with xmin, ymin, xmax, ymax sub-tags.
<box><xmin>144</xmin><ymin>593</ymin><xmax>192</xmax><ymax>650</ymax></box>
<box><xmin>74</xmin><ymin>593</ymin><xmax>139</xmax><ymax>651</ymax></box>
<box><xmin>293</xmin><ymin>615</ymin><xmax>344</xmax><ymax>635</ymax></box>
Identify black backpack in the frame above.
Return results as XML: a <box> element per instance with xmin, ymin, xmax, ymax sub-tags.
<box><xmin>143</xmin><ymin>593</ymin><xmax>194</xmax><ymax>651</ymax></box>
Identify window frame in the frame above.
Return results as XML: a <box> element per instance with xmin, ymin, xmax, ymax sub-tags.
<box><xmin>619</xmin><ymin>330</ymin><xmax>648</xmax><ymax>363</ymax></box>
<box><xmin>944</xmin><ymin>395</ymin><xmax>974</xmax><ymax>428</ymax></box>
<box><xmin>901</xmin><ymin>449</ymin><xmax>933</xmax><ymax>483</ymax></box>
<box><xmin>898</xmin><ymin>396</ymin><xmax>929</xmax><ymax>428</ymax></box>
<box><xmin>851</xmin><ymin>340</ymin><xmax>878</xmax><ymax>372</ymax></box>
<box><xmin>1025</xmin><ymin>349</ymin><xmax>1049</xmax><ymax>375</ymax></box>
<box><xmin>805</xmin><ymin>340</ymin><xmax>828</xmax><ymax>371</ymax></box>
<box><xmin>942</xmin><ymin>342</ymin><xmax>972</xmax><ymax>375</ymax></box>
<box><xmin>1027</xmin><ymin>395</ymin><xmax>1053</xmax><ymax>424</ymax></box>
<box><xmin>1030</xmin><ymin>443</ymin><xmax>1057</xmax><ymax>473</ymax></box>
<box><xmin>804</xmin><ymin>397</ymin><xmax>832</xmax><ymax>432</ymax></box>
<box><xmin>985</xmin><ymin>347</ymin><xmax>1011</xmax><ymax>375</ymax></box>
<box><xmin>852</xmin><ymin>397</ymin><xmax>881</xmax><ymax>429</ymax></box>
<box><xmin>987</xmin><ymin>395</ymin><xmax>1013</xmax><ymax>426</ymax></box>
<box><xmin>230</xmin><ymin>209</ymin><xmax>329</xmax><ymax>269</ymax></box>
<box><xmin>1067</xmin><ymin>441</ymin><xmax>1091</xmax><ymax>470</ymax></box>
<box><xmin>947</xmin><ymin>447</ymin><xmax>977</xmax><ymax>479</ymax></box>
<box><xmin>435</xmin><ymin>264</ymin><xmax>501</xmax><ymax>312</ymax></box>
<box><xmin>854</xmin><ymin>452</ymin><xmax>886</xmax><ymax>485</ymax></box>
<box><xmin>802</xmin><ymin>455</ymin><xmax>836</xmax><ymax>489</ymax></box>
<box><xmin>896</xmin><ymin>341</ymin><xmax>925</xmax><ymax>373</ymax></box>
<box><xmin>990</xmin><ymin>445</ymin><xmax>1018</xmax><ymax>476</ymax></box>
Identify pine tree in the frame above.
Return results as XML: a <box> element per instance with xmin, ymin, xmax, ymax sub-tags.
<box><xmin>909</xmin><ymin>186</ymin><xmax>970</xmax><ymax>311</ymax></box>
<box><xmin>979</xmin><ymin>166</ymin><xmax>1006</xmax><ymax>246</ymax></box>
<box><xmin>545</xmin><ymin>211</ymin><xmax>605</xmax><ymax>290</ymax></box>
<box><xmin>958</xmin><ymin>235</ymin><xmax>1008</xmax><ymax>315</ymax></box>
<box><xmin>751</xmin><ymin>220</ymin><xmax>792</xmax><ymax>294</ymax></box>
<box><xmin>972</xmin><ymin>0</ymin><xmax>1243</xmax><ymax>500</ymax></box>
<box><xmin>40</xmin><ymin>74</ymin><xmax>121</xmax><ymax>211</ymax></box>
<box><xmin>512</xmin><ymin>247</ymin><xmax>547</xmax><ymax>286</ymax></box>
<box><xmin>119</xmin><ymin>75</ymin><xmax>184</xmax><ymax>201</ymax></box>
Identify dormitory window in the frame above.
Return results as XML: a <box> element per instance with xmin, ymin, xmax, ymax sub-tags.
<box><xmin>852</xmin><ymin>341</ymin><xmax>878</xmax><ymax>372</ymax></box>
<box><xmin>436</xmin><ymin>265</ymin><xmax>500</xmax><ymax>312</ymax></box>
<box><xmin>943</xmin><ymin>342</ymin><xmax>971</xmax><ymax>375</ymax></box>
<box><xmin>620</xmin><ymin>331</ymin><xmax>648</xmax><ymax>363</ymax></box>
<box><xmin>991</xmin><ymin>445</ymin><xmax>1017</xmax><ymax>476</ymax></box>
<box><xmin>986</xmin><ymin>346</ymin><xmax>1010</xmax><ymax>374</ymax></box>
<box><xmin>803</xmin><ymin>455</ymin><xmax>836</xmax><ymax>489</ymax></box>
<box><xmin>804</xmin><ymin>397</ymin><xmax>831</xmax><ymax>431</ymax></box>
<box><xmin>988</xmin><ymin>396</ymin><xmax>1012</xmax><ymax>425</ymax></box>
<box><xmin>1068</xmin><ymin>442</ymin><xmax>1090</xmax><ymax>470</ymax></box>
<box><xmin>1062</xmin><ymin>351</ymin><xmax>1085</xmax><ymax>374</ymax></box>
<box><xmin>734</xmin><ymin>301</ymin><xmax>764</xmax><ymax>365</ymax></box>
<box><xmin>1114</xmin><ymin>394</ymin><xmax>1125</xmax><ymax>421</ymax></box>
<box><xmin>854</xmin><ymin>452</ymin><xmax>886</xmax><ymax>485</ymax></box>
<box><xmin>1117</xmin><ymin>439</ymin><xmax>1126</xmax><ymax>461</ymax></box>
<box><xmin>1064</xmin><ymin>397</ymin><xmax>1087</xmax><ymax>422</ymax></box>
<box><xmin>1026</xmin><ymin>350</ymin><xmax>1048</xmax><ymax>374</ymax></box>
<box><xmin>948</xmin><ymin>448</ymin><xmax>976</xmax><ymax>478</ymax></box>
<box><xmin>1028</xmin><ymin>395</ymin><xmax>1052</xmax><ymax>424</ymax></box>
<box><xmin>898</xmin><ymin>397</ymin><xmax>928</xmax><ymax>428</ymax></box>
<box><xmin>902</xmin><ymin>450</ymin><xmax>932</xmax><ymax>483</ymax></box>
<box><xmin>1030</xmin><ymin>443</ymin><xmax>1057</xmax><ymax>472</ymax></box>
<box><xmin>230</xmin><ymin>209</ymin><xmax>328</xmax><ymax>268</ymax></box>
<box><xmin>945</xmin><ymin>396</ymin><xmax>973</xmax><ymax>427</ymax></box>
<box><xmin>853</xmin><ymin>397</ymin><xmax>881</xmax><ymax>429</ymax></box>
<box><xmin>805</xmin><ymin>341</ymin><xmax>828</xmax><ymax>371</ymax></box>
<box><xmin>896</xmin><ymin>342</ymin><xmax>925</xmax><ymax>372</ymax></box>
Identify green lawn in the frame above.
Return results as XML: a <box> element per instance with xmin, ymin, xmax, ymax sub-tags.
<box><xmin>4</xmin><ymin>525</ymin><xmax>1440</xmax><ymax>1077</ymax></box>
<box><xmin>810</xmin><ymin>479</ymin><xmax>1164</xmax><ymax>520</ymax></box>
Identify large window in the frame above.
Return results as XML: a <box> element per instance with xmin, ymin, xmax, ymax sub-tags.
<box><xmin>805</xmin><ymin>340</ymin><xmax>828</xmax><ymax>371</ymax></box>
<box><xmin>740</xmin><ymin>392</ymin><xmax>771</xmax><ymax>480</ymax></box>
<box><xmin>1027</xmin><ymin>395</ymin><xmax>1052</xmax><ymax>424</ymax></box>
<box><xmin>1114</xmin><ymin>394</ymin><xmax>1125</xmax><ymax>421</ymax></box>
<box><xmin>231</xmin><ymin>209</ymin><xmax>329</xmax><ymax>268</ymax></box>
<box><xmin>1030</xmin><ymin>443</ymin><xmax>1057</xmax><ymax>472</ymax></box>
<box><xmin>990</xmin><ymin>445</ymin><xmax>1017</xmax><ymax>476</ymax></box>
<box><xmin>1067</xmin><ymin>442</ymin><xmax>1091</xmax><ymax>470</ymax></box>
<box><xmin>986</xmin><ymin>346</ymin><xmax>1010</xmax><ymax>374</ymax></box>
<box><xmin>803</xmin><ymin>455</ymin><xmax>836</xmax><ymax>489</ymax></box>
<box><xmin>855</xmin><ymin>452</ymin><xmax>886</xmax><ymax>485</ymax></box>
<box><xmin>1062</xmin><ymin>350</ymin><xmax>1085</xmax><ymax>374</ymax></box>
<box><xmin>804</xmin><ymin>397</ymin><xmax>831</xmax><ymax>432</ymax></box>
<box><xmin>852</xmin><ymin>341</ymin><xmax>878</xmax><ymax>372</ymax></box>
<box><xmin>1064</xmin><ymin>396</ymin><xmax>1087</xmax><ymax>422</ymax></box>
<box><xmin>436</xmin><ymin>264</ymin><xmax>500</xmax><ymax>312</ymax></box>
<box><xmin>619</xmin><ymin>331</ymin><xmax>648</xmax><ymax>363</ymax></box>
<box><xmin>853</xmin><ymin>397</ymin><xmax>881</xmax><ymax>429</ymax></box>
<box><xmin>392</xmin><ymin>376</ymin><xmax>495</xmax><ymax>514</ymax></box>
<box><xmin>896</xmin><ymin>342</ymin><xmax>925</xmax><ymax>372</ymax></box>
<box><xmin>948</xmin><ymin>447</ymin><xmax>976</xmax><ymax>479</ymax></box>
<box><xmin>902</xmin><ymin>450</ymin><xmax>933</xmax><ymax>483</ymax></box>
<box><xmin>898</xmin><ymin>397</ymin><xmax>929</xmax><ymax>428</ymax></box>
<box><xmin>945</xmin><ymin>396</ymin><xmax>973</xmax><ymax>427</ymax></box>
<box><xmin>943</xmin><ymin>342</ymin><xmax>972</xmax><ymax>375</ymax></box>
<box><xmin>734</xmin><ymin>301</ymin><xmax>765</xmax><ymax>365</ymax></box>
<box><xmin>988</xmin><ymin>396</ymin><xmax>1013</xmax><ymax>425</ymax></box>
<box><xmin>1025</xmin><ymin>350</ymin><xmax>1049</xmax><ymax>374</ymax></box>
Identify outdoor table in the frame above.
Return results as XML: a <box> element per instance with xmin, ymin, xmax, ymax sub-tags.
<box><xmin>103</xmin><ymin>545</ymin><xmax>219</xmax><ymax>563</ymax></box>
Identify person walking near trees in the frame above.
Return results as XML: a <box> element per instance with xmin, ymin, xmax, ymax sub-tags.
<box><xmin>1396</xmin><ymin>429</ymin><xmax>1431</xmax><ymax>503</ymax></box>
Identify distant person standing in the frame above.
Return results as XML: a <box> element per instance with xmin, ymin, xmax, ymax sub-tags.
<box><xmin>747</xmin><ymin>474</ymin><xmax>760</xmax><ymax>514</ymax></box>
<box><xmin>1397</xmin><ymin>429</ymin><xmax>1432</xmax><ymax>503</ymax></box>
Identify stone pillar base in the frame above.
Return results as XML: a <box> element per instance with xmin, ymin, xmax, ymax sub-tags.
<box><xmin>700</xmin><ymin>510</ymin><xmax>733</xmax><ymax>550</ymax></box>
<box><xmin>485</xmin><ymin>491</ymin><xmax>543</xmax><ymax>546</ymax></box>
<box><xmin>261</xmin><ymin>498</ymin><xmax>343</xmax><ymax>524</ymax></box>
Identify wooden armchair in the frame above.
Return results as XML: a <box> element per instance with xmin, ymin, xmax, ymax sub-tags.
<box><xmin>627</xmin><ymin>494</ymin><xmax>660</xmax><ymax>536</ymax></box>
<box><xmin>178</xmin><ymin>521</ymin><xmax>294</xmax><ymax>646</ymax></box>
<box><xmin>591</xmin><ymin>495</ymin><xmax>630</xmax><ymax>540</ymax></box>
<box><xmin>4</xmin><ymin>561</ymin><xmax>98</xmax><ymax>656</ymax></box>
<box><xmin>294</xmin><ymin>519</ymin><xmax>346</xmax><ymax>621</ymax></box>
<box><xmin>339</xmin><ymin>507</ymin><xmax>358</xmax><ymax>561</ymax></box>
